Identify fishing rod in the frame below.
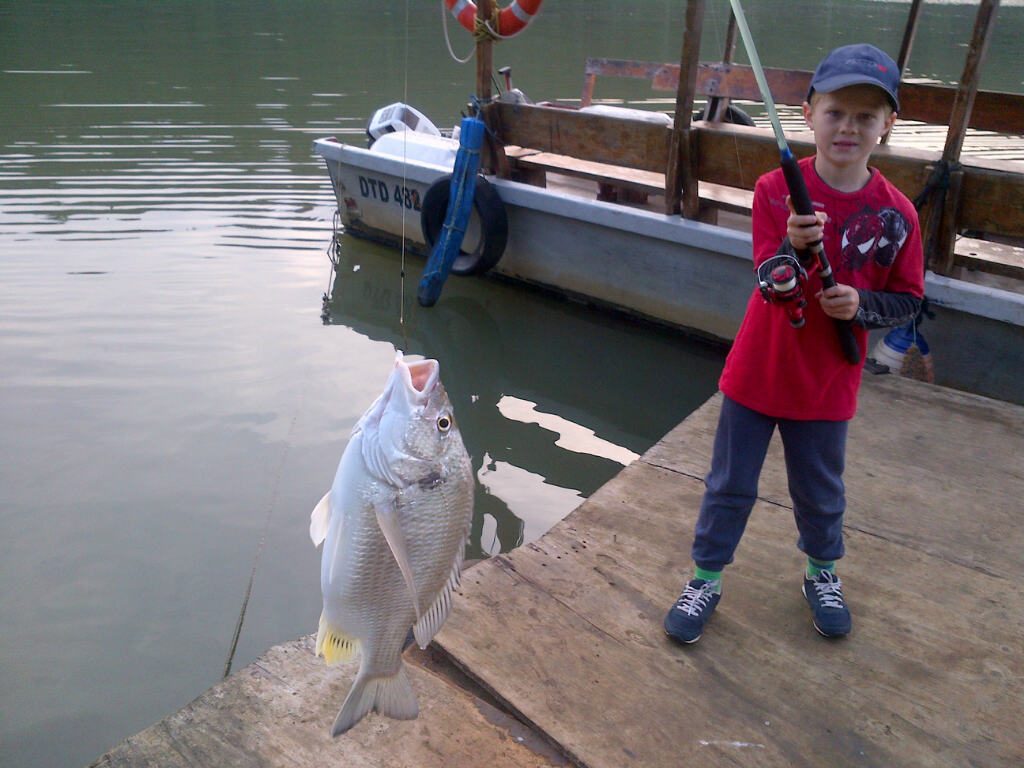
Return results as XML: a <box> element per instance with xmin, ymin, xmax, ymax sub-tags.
<box><xmin>726</xmin><ymin>0</ymin><xmax>862</xmax><ymax>365</ymax></box>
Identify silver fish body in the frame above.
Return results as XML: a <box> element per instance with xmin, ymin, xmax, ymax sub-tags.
<box><xmin>310</xmin><ymin>352</ymin><xmax>474</xmax><ymax>736</ymax></box>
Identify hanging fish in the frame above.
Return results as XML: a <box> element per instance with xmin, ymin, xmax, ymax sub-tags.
<box><xmin>310</xmin><ymin>351</ymin><xmax>474</xmax><ymax>736</ymax></box>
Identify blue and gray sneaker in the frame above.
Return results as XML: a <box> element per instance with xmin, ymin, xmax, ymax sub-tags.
<box><xmin>802</xmin><ymin>570</ymin><xmax>852</xmax><ymax>638</ymax></box>
<box><xmin>664</xmin><ymin>579</ymin><xmax>721</xmax><ymax>644</ymax></box>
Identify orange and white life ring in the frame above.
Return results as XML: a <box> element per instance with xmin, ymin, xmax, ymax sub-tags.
<box><xmin>445</xmin><ymin>0</ymin><xmax>544</xmax><ymax>38</ymax></box>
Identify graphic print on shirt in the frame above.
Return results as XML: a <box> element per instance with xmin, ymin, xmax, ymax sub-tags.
<box><xmin>839</xmin><ymin>206</ymin><xmax>909</xmax><ymax>271</ymax></box>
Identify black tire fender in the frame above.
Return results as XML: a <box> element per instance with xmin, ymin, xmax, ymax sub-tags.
<box><xmin>420</xmin><ymin>175</ymin><xmax>509</xmax><ymax>276</ymax></box>
<box><xmin>692</xmin><ymin>103</ymin><xmax>756</xmax><ymax>127</ymax></box>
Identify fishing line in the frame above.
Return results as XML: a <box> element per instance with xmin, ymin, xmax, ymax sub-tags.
<box><xmin>399</xmin><ymin>0</ymin><xmax>410</xmax><ymax>333</ymax></box>
<box><xmin>223</xmin><ymin>388</ymin><xmax>304</xmax><ymax>679</ymax></box>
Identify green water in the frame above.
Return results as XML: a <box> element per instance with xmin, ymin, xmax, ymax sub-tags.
<box><xmin>1</xmin><ymin>1</ymin><xmax>1021</xmax><ymax>765</ymax></box>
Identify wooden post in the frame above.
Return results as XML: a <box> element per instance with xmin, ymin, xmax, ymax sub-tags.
<box><xmin>706</xmin><ymin>10</ymin><xmax>738</xmax><ymax>122</ymax></box>
<box><xmin>882</xmin><ymin>0</ymin><xmax>923</xmax><ymax>145</ymax></box>
<box><xmin>476</xmin><ymin>0</ymin><xmax>498</xmax><ymax>175</ymax></box>
<box><xmin>666</xmin><ymin>0</ymin><xmax>704</xmax><ymax>218</ymax></box>
<box><xmin>926</xmin><ymin>0</ymin><xmax>1000</xmax><ymax>274</ymax></box>
<box><xmin>942</xmin><ymin>0</ymin><xmax>999</xmax><ymax>165</ymax></box>
<box><xmin>476</xmin><ymin>0</ymin><xmax>494</xmax><ymax>104</ymax></box>
<box><xmin>896</xmin><ymin>0</ymin><xmax>924</xmax><ymax>72</ymax></box>
<box><xmin>933</xmin><ymin>169</ymin><xmax>965</xmax><ymax>273</ymax></box>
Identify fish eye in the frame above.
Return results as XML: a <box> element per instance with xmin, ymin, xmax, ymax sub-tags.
<box><xmin>436</xmin><ymin>414</ymin><xmax>452</xmax><ymax>433</ymax></box>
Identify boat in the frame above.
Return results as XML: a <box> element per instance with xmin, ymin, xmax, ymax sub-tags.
<box><xmin>314</xmin><ymin>0</ymin><xmax>1024</xmax><ymax>406</ymax></box>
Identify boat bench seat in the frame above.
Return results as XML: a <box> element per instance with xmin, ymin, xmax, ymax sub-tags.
<box><xmin>503</xmin><ymin>146</ymin><xmax>753</xmax><ymax>216</ymax></box>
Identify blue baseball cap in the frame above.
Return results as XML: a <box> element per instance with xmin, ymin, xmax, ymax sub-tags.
<box><xmin>808</xmin><ymin>44</ymin><xmax>900</xmax><ymax>112</ymax></box>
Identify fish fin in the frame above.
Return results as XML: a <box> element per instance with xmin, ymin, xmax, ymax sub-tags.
<box><xmin>315</xmin><ymin>613</ymin><xmax>359</xmax><ymax>666</ymax></box>
<box><xmin>373</xmin><ymin>499</ymin><xmax>421</xmax><ymax>622</ymax></box>
<box><xmin>309</xmin><ymin>492</ymin><xmax>332</xmax><ymax>547</ymax></box>
<box><xmin>331</xmin><ymin>665</ymin><xmax>418</xmax><ymax>737</ymax></box>
<box><xmin>412</xmin><ymin>540</ymin><xmax>466</xmax><ymax>648</ymax></box>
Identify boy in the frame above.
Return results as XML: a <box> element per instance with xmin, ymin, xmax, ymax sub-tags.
<box><xmin>664</xmin><ymin>44</ymin><xmax>924</xmax><ymax>644</ymax></box>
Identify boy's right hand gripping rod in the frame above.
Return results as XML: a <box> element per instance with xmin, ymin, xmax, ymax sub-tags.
<box><xmin>727</xmin><ymin>0</ymin><xmax>861</xmax><ymax>365</ymax></box>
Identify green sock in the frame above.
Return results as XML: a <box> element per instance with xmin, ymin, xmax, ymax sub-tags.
<box><xmin>807</xmin><ymin>557</ymin><xmax>836</xmax><ymax>578</ymax></box>
<box><xmin>695</xmin><ymin>566</ymin><xmax>722</xmax><ymax>592</ymax></box>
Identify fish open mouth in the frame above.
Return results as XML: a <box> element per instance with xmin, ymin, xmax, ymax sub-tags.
<box><xmin>404</xmin><ymin>357</ymin><xmax>439</xmax><ymax>394</ymax></box>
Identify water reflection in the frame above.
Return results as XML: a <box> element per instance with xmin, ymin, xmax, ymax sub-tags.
<box><xmin>321</xmin><ymin>233</ymin><xmax>722</xmax><ymax>559</ymax></box>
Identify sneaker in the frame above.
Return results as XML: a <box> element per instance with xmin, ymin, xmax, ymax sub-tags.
<box><xmin>664</xmin><ymin>579</ymin><xmax>721</xmax><ymax>644</ymax></box>
<box><xmin>802</xmin><ymin>571</ymin><xmax>852</xmax><ymax>638</ymax></box>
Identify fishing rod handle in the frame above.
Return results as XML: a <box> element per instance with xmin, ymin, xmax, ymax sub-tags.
<box><xmin>779</xmin><ymin>152</ymin><xmax>862</xmax><ymax>365</ymax></box>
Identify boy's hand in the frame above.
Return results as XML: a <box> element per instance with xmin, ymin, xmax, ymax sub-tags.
<box><xmin>817</xmin><ymin>284</ymin><xmax>860</xmax><ymax>321</ymax></box>
<box><xmin>785</xmin><ymin>195</ymin><xmax>828</xmax><ymax>253</ymax></box>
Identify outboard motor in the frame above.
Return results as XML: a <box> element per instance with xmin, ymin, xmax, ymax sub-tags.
<box><xmin>366</xmin><ymin>103</ymin><xmax>442</xmax><ymax>145</ymax></box>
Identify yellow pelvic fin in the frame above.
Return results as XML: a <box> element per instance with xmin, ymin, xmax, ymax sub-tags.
<box><xmin>316</xmin><ymin>613</ymin><xmax>359</xmax><ymax>666</ymax></box>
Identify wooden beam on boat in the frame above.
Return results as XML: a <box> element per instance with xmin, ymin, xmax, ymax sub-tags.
<box><xmin>486</xmin><ymin>103</ymin><xmax>1024</xmax><ymax>243</ymax></box>
<box><xmin>692</xmin><ymin>122</ymin><xmax>1024</xmax><ymax>240</ymax></box>
<box><xmin>486</xmin><ymin>102</ymin><xmax>671</xmax><ymax>174</ymax></box>
<box><xmin>581</xmin><ymin>60</ymin><xmax>682</xmax><ymax>107</ymax></box>
<box><xmin>583</xmin><ymin>57</ymin><xmax>1024</xmax><ymax>135</ymax></box>
<box><xmin>666</xmin><ymin>0</ymin><xmax>704</xmax><ymax>218</ymax></box>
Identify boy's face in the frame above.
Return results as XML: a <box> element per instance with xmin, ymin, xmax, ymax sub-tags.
<box><xmin>803</xmin><ymin>85</ymin><xmax>897</xmax><ymax>176</ymax></box>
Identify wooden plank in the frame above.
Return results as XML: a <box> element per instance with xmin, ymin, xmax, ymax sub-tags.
<box><xmin>666</xmin><ymin>0</ymin><xmax>704</xmax><ymax>217</ymax></box>
<box><xmin>509</xmin><ymin>141</ymin><xmax>1020</xmax><ymax>276</ymax></box>
<box><xmin>91</xmin><ymin>636</ymin><xmax>568</xmax><ymax>767</ymax></box>
<box><xmin>436</xmin><ymin>378</ymin><xmax>1024</xmax><ymax>767</ymax></box>
<box><xmin>693</xmin><ymin>122</ymin><xmax>1024</xmax><ymax>238</ymax></box>
<box><xmin>954</xmin><ymin>235</ymin><xmax>1024</xmax><ymax>279</ymax></box>
<box><xmin>486</xmin><ymin>102</ymin><xmax>671</xmax><ymax>173</ymax></box>
<box><xmin>492</xmin><ymin>105</ymin><xmax>1024</xmax><ymax>263</ymax></box>
<box><xmin>511</xmin><ymin>151</ymin><xmax>755</xmax><ymax>214</ymax></box>
<box><xmin>900</xmin><ymin>84</ymin><xmax>1024</xmax><ymax>135</ymax></box>
<box><xmin>583</xmin><ymin>56</ymin><xmax>1024</xmax><ymax>133</ymax></box>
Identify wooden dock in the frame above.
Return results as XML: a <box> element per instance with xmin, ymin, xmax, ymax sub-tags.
<box><xmin>91</xmin><ymin>374</ymin><xmax>1023</xmax><ymax>767</ymax></box>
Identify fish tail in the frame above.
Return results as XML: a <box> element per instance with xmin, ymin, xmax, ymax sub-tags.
<box><xmin>316</xmin><ymin>613</ymin><xmax>359</xmax><ymax>665</ymax></box>
<box><xmin>331</xmin><ymin>664</ymin><xmax>418</xmax><ymax>737</ymax></box>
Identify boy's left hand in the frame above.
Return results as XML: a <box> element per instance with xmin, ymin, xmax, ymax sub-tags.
<box><xmin>817</xmin><ymin>284</ymin><xmax>860</xmax><ymax>321</ymax></box>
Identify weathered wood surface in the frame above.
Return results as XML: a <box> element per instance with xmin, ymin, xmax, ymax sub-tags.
<box><xmin>90</xmin><ymin>637</ymin><xmax>567</xmax><ymax>768</ymax></box>
<box><xmin>507</xmin><ymin>148</ymin><xmax>755</xmax><ymax>214</ymax></box>
<box><xmin>91</xmin><ymin>376</ymin><xmax>1022</xmax><ymax>767</ymax></box>
<box><xmin>583</xmin><ymin>56</ymin><xmax>1024</xmax><ymax>135</ymax></box>
<box><xmin>435</xmin><ymin>375</ymin><xmax>1024</xmax><ymax>768</ymax></box>
<box><xmin>488</xmin><ymin>103</ymin><xmax>1024</xmax><ymax>243</ymax></box>
<box><xmin>490</xmin><ymin>102</ymin><xmax>671</xmax><ymax>173</ymax></box>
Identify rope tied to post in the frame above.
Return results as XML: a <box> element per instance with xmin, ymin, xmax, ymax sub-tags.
<box><xmin>474</xmin><ymin>6</ymin><xmax>503</xmax><ymax>41</ymax></box>
<box><xmin>912</xmin><ymin>159</ymin><xmax>962</xmax><ymax>211</ymax></box>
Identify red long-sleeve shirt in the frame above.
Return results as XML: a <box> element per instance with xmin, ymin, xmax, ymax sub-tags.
<box><xmin>719</xmin><ymin>156</ymin><xmax>925</xmax><ymax>421</ymax></box>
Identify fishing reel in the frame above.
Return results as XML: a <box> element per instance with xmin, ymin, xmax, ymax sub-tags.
<box><xmin>757</xmin><ymin>254</ymin><xmax>808</xmax><ymax>328</ymax></box>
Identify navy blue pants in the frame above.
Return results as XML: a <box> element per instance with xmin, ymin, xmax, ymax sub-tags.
<box><xmin>691</xmin><ymin>396</ymin><xmax>848</xmax><ymax>572</ymax></box>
